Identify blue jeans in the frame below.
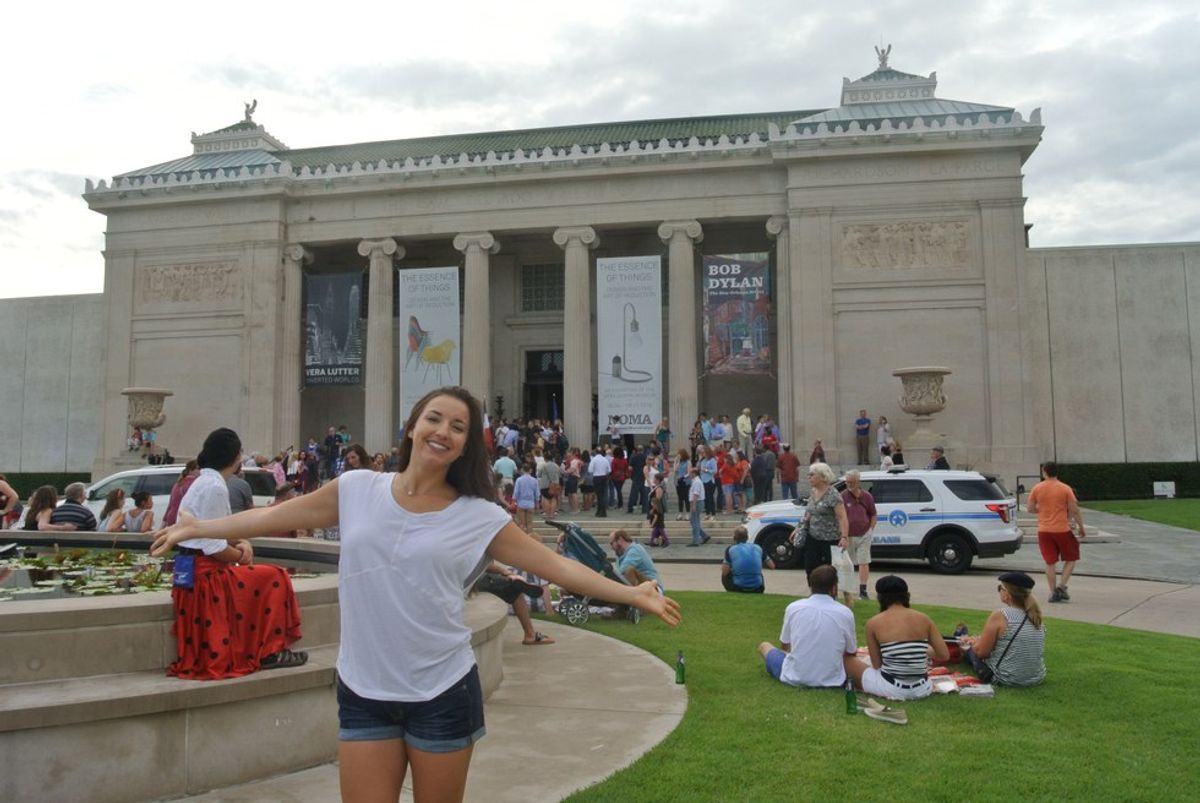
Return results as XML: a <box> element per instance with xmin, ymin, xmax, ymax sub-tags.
<box><xmin>781</xmin><ymin>482</ymin><xmax>798</xmax><ymax>500</ymax></box>
<box><xmin>690</xmin><ymin>508</ymin><xmax>707</xmax><ymax>545</ymax></box>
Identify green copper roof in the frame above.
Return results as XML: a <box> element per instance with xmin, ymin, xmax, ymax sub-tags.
<box><xmin>793</xmin><ymin>98</ymin><xmax>1014</xmax><ymax>127</ymax></box>
<box><xmin>281</xmin><ymin>110</ymin><xmax>821</xmax><ymax>169</ymax></box>
<box><xmin>116</xmin><ymin>109</ymin><xmax>822</xmax><ymax>178</ymax></box>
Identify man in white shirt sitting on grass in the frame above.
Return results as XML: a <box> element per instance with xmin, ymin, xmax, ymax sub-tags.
<box><xmin>757</xmin><ymin>565</ymin><xmax>856</xmax><ymax>688</ymax></box>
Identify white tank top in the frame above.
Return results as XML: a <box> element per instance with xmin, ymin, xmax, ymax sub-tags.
<box><xmin>334</xmin><ymin>470</ymin><xmax>510</xmax><ymax>701</ymax></box>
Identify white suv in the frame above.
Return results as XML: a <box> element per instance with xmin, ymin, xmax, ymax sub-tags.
<box><xmin>84</xmin><ymin>465</ymin><xmax>278</xmax><ymax>517</ymax></box>
<box><xmin>742</xmin><ymin>468</ymin><xmax>1020</xmax><ymax>574</ymax></box>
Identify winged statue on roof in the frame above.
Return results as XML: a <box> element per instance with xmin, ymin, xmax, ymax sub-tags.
<box><xmin>244</xmin><ymin>99</ymin><xmax>257</xmax><ymax>123</ymax></box>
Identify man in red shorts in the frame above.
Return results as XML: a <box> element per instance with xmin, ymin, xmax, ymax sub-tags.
<box><xmin>1026</xmin><ymin>461</ymin><xmax>1086</xmax><ymax>603</ymax></box>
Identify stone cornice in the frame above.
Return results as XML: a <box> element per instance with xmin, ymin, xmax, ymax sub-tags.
<box><xmin>81</xmin><ymin>113</ymin><xmax>1042</xmax><ymax>208</ymax></box>
<box><xmin>552</xmin><ymin>226</ymin><xmax>599</xmax><ymax>250</ymax></box>
<box><xmin>453</xmin><ymin>232</ymin><xmax>500</xmax><ymax>254</ymax></box>
<box><xmin>658</xmin><ymin>220</ymin><xmax>703</xmax><ymax>244</ymax></box>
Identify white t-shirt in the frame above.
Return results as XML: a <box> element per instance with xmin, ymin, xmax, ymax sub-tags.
<box><xmin>335</xmin><ymin>470</ymin><xmax>510</xmax><ymax>701</ymax></box>
<box><xmin>178</xmin><ymin>468</ymin><xmax>234</xmax><ymax>556</ymax></box>
<box><xmin>689</xmin><ymin>476</ymin><xmax>705</xmax><ymax>502</ymax></box>
<box><xmin>589</xmin><ymin>453</ymin><xmax>611</xmax><ymax>477</ymax></box>
<box><xmin>778</xmin><ymin>594</ymin><xmax>856</xmax><ymax>688</ymax></box>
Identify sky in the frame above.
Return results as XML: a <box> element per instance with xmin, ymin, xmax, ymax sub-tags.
<box><xmin>2</xmin><ymin>0</ymin><xmax>1198</xmax><ymax>299</ymax></box>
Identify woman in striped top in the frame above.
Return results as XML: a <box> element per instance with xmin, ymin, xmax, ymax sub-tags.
<box><xmin>845</xmin><ymin>575</ymin><xmax>950</xmax><ymax>700</ymax></box>
<box><xmin>960</xmin><ymin>571</ymin><xmax>1046</xmax><ymax>686</ymax></box>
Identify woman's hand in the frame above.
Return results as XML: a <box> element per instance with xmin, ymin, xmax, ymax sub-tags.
<box><xmin>150</xmin><ymin>511</ymin><xmax>199</xmax><ymax>557</ymax></box>
<box><xmin>630</xmin><ymin>581</ymin><xmax>682</xmax><ymax>626</ymax></box>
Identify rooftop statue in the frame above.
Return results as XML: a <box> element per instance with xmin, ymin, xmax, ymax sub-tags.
<box><xmin>875</xmin><ymin>43</ymin><xmax>891</xmax><ymax>69</ymax></box>
<box><xmin>244</xmin><ymin>99</ymin><xmax>257</xmax><ymax>123</ymax></box>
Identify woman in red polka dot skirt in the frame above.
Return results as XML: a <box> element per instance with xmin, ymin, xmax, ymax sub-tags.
<box><xmin>168</xmin><ymin>427</ymin><xmax>304</xmax><ymax>680</ymax></box>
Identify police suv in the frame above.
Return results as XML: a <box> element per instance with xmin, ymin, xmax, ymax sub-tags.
<box><xmin>742</xmin><ymin>468</ymin><xmax>1020</xmax><ymax>574</ymax></box>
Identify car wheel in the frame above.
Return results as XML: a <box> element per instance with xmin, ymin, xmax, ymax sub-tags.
<box><xmin>927</xmin><ymin>531</ymin><xmax>973</xmax><ymax>574</ymax></box>
<box><xmin>759</xmin><ymin>527</ymin><xmax>800</xmax><ymax>570</ymax></box>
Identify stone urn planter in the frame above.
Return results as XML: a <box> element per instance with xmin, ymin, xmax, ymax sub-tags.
<box><xmin>891</xmin><ymin>367</ymin><xmax>951</xmax><ymax>451</ymax></box>
<box><xmin>122</xmin><ymin>387</ymin><xmax>174</xmax><ymax>430</ymax></box>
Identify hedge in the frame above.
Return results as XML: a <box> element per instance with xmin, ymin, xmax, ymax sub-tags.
<box><xmin>1057</xmin><ymin>463</ymin><xmax>1200</xmax><ymax>501</ymax></box>
<box><xmin>0</xmin><ymin>473</ymin><xmax>93</xmax><ymax>499</ymax></box>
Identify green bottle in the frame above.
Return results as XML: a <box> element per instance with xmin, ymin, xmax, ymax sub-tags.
<box><xmin>675</xmin><ymin>651</ymin><xmax>686</xmax><ymax>684</ymax></box>
<box><xmin>845</xmin><ymin>679</ymin><xmax>857</xmax><ymax>714</ymax></box>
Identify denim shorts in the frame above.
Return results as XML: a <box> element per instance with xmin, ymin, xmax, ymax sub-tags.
<box><xmin>336</xmin><ymin>666</ymin><xmax>486</xmax><ymax>753</ymax></box>
<box><xmin>764</xmin><ymin>648</ymin><xmax>786</xmax><ymax>679</ymax></box>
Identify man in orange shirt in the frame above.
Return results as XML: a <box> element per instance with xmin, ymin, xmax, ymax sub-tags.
<box><xmin>1026</xmin><ymin>461</ymin><xmax>1086</xmax><ymax>603</ymax></box>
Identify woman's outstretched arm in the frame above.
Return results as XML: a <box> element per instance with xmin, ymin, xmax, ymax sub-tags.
<box><xmin>151</xmin><ymin>480</ymin><xmax>340</xmax><ymax>556</ymax></box>
<box><xmin>487</xmin><ymin>522</ymin><xmax>681</xmax><ymax>626</ymax></box>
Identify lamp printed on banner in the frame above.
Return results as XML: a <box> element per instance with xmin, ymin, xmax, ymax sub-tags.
<box><xmin>596</xmin><ymin>256</ymin><xmax>662</xmax><ymax>436</ymax></box>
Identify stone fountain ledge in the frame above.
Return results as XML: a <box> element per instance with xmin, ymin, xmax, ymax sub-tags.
<box><xmin>0</xmin><ymin>536</ymin><xmax>509</xmax><ymax>803</ymax></box>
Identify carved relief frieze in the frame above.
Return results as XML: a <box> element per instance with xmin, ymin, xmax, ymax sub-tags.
<box><xmin>137</xmin><ymin>262</ymin><xmax>242</xmax><ymax>305</ymax></box>
<box><xmin>840</xmin><ymin>221</ymin><xmax>969</xmax><ymax>270</ymax></box>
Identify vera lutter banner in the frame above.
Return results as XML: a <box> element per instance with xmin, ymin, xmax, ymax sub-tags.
<box><xmin>596</xmin><ymin>256</ymin><xmax>662</xmax><ymax>435</ymax></box>
<box><xmin>702</xmin><ymin>253</ymin><xmax>772</xmax><ymax>374</ymax></box>
<box><xmin>304</xmin><ymin>272</ymin><xmax>364</xmax><ymax>386</ymax></box>
<box><xmin>398</xmin><ymin>267</ymin><xmax>461</xmax><ymax>421</ymax></box>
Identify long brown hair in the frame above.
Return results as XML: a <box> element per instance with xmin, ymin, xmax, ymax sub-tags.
<box><xmin>24</xmin><ymin>485</ymin><xmax>58</xmax><ymax>526</ymax></box>
<box><xmin>100</xmin><ymin>489</ymin><xmax>125</xmax><ymax>520</ymax></box>
<box><xmin>1001</xmin><ymin>582</ymin><xmax>1044</xmax><ymax>628</ymax></box>
<box><xmin>396</xmin><ymin>386</ymin><xmax>497</xmax><ymax>502</ymax></box>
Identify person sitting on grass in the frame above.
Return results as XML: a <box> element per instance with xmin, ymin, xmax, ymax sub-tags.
<box><xmin>958</xmin><ymin>571</ymin><xmax>1046</xmax><ymax>686</ymax></box>
<box><xmin>609</xmin><ymin>529</ymin><xmax>663</xmax><ymax>593</ymax></box>
<box><xmin>843</xmin><ymin>575</ymin><xmax>950</xmax><ymax>700</ymax></box>
<box><xmin>721</xmin><ymin>525</ymin><xmax>775</xmax><ymax>593</ymax></box>
<box><xmin>757</xmin><ymin>565</ymin><xmax>856</xmax><ymax>688</ymax></box>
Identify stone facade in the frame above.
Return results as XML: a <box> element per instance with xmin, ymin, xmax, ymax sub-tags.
<box><xmin>0</xmin><ymin>57</ymin><xmax>1188</xmax><ymax>481</ymax></box>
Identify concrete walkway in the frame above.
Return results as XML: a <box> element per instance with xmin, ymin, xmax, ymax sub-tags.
<box><xmin>173</xmin><ymin>507</ymin><xmax>1197</xmax><ymax>801</ymax></box>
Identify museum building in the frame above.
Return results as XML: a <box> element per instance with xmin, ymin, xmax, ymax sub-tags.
<box><xmin>4</xmin><ymin>51</ymin><xmax>1198</xmax><ymax>480</ymax></box>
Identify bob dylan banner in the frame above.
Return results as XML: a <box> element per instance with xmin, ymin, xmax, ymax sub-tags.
<box><xmin>702</xmin><ymin>253</ymin><xmax>771</xmax><ymax>374</ymax></box>
<box><xmin>596</xmin><ymin>256</ymin><xmax>662</xmax><ymax>436</ymax></box>
<box><xmin>304</xmin><ymin>272</ymin><xmax>364</xmax><ymax>386</ymax></box>
<box><xmin>398</xmin><ymin>266</ymin><xmax>461</xmax><ymax>421</ymax></box>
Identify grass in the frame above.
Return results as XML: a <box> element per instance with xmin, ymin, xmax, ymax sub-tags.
<box><xmin>554</xmin><ymin>592</ymin><xmax>1197</xmax><ymax>803</ymax></box>
<box><xmin>1085</xmin><ymin>498</ymin><xmax>1200</xmax><ymax>532</ymax></box>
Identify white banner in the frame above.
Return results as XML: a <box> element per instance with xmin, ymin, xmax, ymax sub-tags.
<box><xmin>398</xmin><ymin>267</ymin><xmax>461</xmax><ymax>423</ymax></box>
<box><xmin>596</xmin><ymin>256</ymin><xmax>662</xmax><ymax>435</ymax></box>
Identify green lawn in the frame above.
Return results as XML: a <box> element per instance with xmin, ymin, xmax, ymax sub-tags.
<box><xmin>556</xmin><ymin>592</ymin><xmax>1196</xmax><ymax>803</ymax></box>
<box><xmin>1085</xmin><ymin>498</ymin><xmax>1200</xmax><ymax>532</ymax></box>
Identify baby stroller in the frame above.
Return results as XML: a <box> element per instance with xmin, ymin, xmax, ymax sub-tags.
<box><xmin>545</xmin><ymin>520</ymin><xmax>641</xmax><ymax>626</ymax></box>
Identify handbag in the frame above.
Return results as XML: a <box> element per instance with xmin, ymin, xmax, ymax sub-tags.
<box><xmin>975</xmin><ymin>612</ymin><xmax>1028</xmax><ymax>683</ymax></box>
<box><xmin>548</xmin><ymin>482</ymin><xmax>561</xmax><ymax>498</ymax></box>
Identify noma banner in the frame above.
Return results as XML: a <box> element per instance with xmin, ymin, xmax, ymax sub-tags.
<box><xmin>596</xmin><ymin>256</ymin><xmax>662</xmax><ymax>435</ymax></box>
<box><xmin>398</xmin><ymin>266</ymin><xmax>461</xmax><ymax>422</ymax></box>
<box><xmin>702</xmin><ymin>254</ymin><xmax>771</xmax><ymax>374</ymax></box>
<box><xmin>304</xmin><ymin>272</ymin><xmax>364</xmax><ymax>386</ymax></box>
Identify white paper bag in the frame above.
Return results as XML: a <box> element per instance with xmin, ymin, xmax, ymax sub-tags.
<box><xmin>831</xmin><ymin>545</ymin><xmax>854</xmax><ymax>592</ymax></box>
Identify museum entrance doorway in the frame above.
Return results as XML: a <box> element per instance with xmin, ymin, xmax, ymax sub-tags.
<box><xmin>523</xmin><ymin>350</ymin><xmax>563</xmax><ymax>422</ymax></box>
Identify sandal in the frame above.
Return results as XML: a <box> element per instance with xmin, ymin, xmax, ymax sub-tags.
<box><xmin>261</xmin><ymin>648</ymin><xmax>308</xmax><ymax>669</ymax></box>
<box><xmin>522</xmin><ymin>632</ymin><xmax>556</xmax><ymax>646</ymax></box>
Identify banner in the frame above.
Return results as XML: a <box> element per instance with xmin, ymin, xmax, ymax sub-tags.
<box><xmin>702</xmin><ymin>253</ymin><xmax>771</xmax><ymax>374</ymax></box>
<box><xmin>597</xmin><ymin>256</ymin><xmax>662</xmax><ymax>436</ymax></box>
<box><xmin>304</xmin><ymin>272</ymin><xmax>363</xmax><ymax>386</ymax></box>
<box><xmin>398</xmin><ymin>266</ymin><xmax>461</xmax><ymax>422</ymax></box>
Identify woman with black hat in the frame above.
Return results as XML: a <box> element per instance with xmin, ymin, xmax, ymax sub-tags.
<box><xmin>845</xmin><ymin>575</ymin><xmax>950</xmax><ymax>700</ymax></box>
<box><xmin>959</xmin><ymin>572</ymin><xmax>1046</xmax><ymax>686</ymax></box>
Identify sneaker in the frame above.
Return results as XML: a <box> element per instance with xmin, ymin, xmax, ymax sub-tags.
<box><xmin>1057</xmin><ymin>586</ymin><xmax>1070</xmax><ymax>602</ymax></box>
<box><xmin>859</xmin><ymin>589</ymin><xmax>869</xmax><ymax>600</ymax></box>
<box><xmin>1049</xmin><ymin>588</ymin><xmax>1063</xmax><ymax>603</ymax></box>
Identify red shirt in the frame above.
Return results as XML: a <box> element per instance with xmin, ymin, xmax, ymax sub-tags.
<box><xmin>777</xmin><ymin>452</ymin><xmax>801</xmax><ymax>483</ymax></box>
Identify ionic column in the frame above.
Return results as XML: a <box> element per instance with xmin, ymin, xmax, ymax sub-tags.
<box><xmin>658</xmin><ymin>220</ymin><xmax>704</xmax><ymax>438</ymax></box>
<box><xmin>279</xmin><ymin>244</ymin><xmax>313</xmax><ymax>451</ymax></box>
<box><xmin>553</xmin><ymin>226</ymin><xmax>599</xmax><ymax>448</ymax></box>
<box><xmin>766</xmin><ymin>216</ymin><xmax>793</xmax><ymax>444</ymax></box>
<box><xmin>358</xmin><ymin>237</ymin><xmax>404</xmax><ymax>450</ymax></box>
<box><xmin>453</xmin><ymin>232</ymin><xmax>500</xmax><ymax>404</ymax></box>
